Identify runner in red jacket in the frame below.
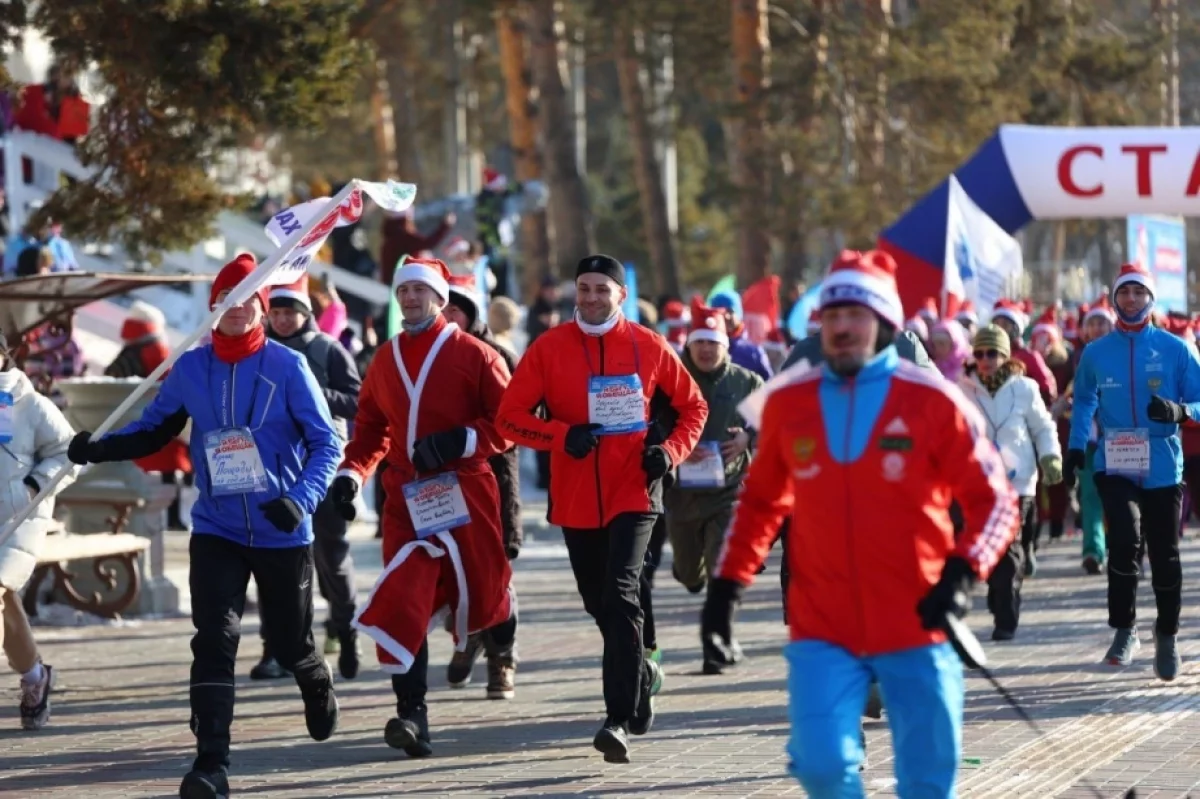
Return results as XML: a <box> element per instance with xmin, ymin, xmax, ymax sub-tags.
<box><xmin>703</xmin><ymin>250</ymin><xmax>1019</xmax><ymax>797</ymax></box>
<box><xmin>497</xmin><ymin>254</ymin><xmax>707</xmax><ymax>764</ymax></box>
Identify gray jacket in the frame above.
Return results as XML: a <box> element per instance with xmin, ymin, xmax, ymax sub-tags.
<box><xmin>781</xmin><ymin>329</ymin><xmax>935</xmax><ymax>372</ymax></box>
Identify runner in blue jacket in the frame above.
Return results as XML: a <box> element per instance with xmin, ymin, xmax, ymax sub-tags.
<box><xmin>67</xmin><ymin>255</ymin><xmax>342</xmax><ymax>799</ymax></box>
<box><xmin>1066</xmin><ymin>262</ymin><xmax>1200</xmax><ymax>681</ymax></box>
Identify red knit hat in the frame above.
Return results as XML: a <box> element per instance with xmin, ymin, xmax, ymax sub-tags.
<box><xmin>483</xmin><ymin>167</ymin><xmax>507</xmax><ymax>192</ymax></box>
<box><xmin>955</xmin><ymin>300</ymin><xmax>978</xmax><ymax>325</ymax></box>
<box><xmin>392</xmin><ymin>256</ymin><xmax>451</xmax><ymax>301</ymax></box>
<box><xmin>687</xmin><ymin>304</ymin><xmax>729</xmax><ymax>346</ymax></box>
<box><xmin>446</xmin><ymin>272</ymin><xmax>482</xmax><ymax>324</ymax></box>
<box><xmin>819</xmin><ymin>250</ymin><xmax>904</xmax><ymax>329</ymax></box>
<box><xmin>120</xmin><ymin>300</ymin><xmax>166</xmax><ymax>342</ymax></box>
<box><xmin>991</xmin><ymin>298</ymin><xmax>1027</xmax><ymax>333</ymax></box>
<box><xmin>269</xmin><ymin>273</ymin><xmax>312</xmax><ymax>313</ymax></box>
<box><xmin>1031</xmin><ymin>307</ymin><xmax>1059</xmax><ymax>340</ymax></box>
<box><xmin>210</xmin><ymin>253</ymin><xmax>267</xmax><ymax>311</ymax></box>
<box><xmin>663</xmin><ymin>299</ymin><xmax>690</xmax><ymax>328</ymax></box>
<box><xmin>1084</xmin><ymin>295</ymin><xmax>1116</xmax><ymax>324</ymax></box>
<box><xmin>1112</xmin><ymin>261</ymin><xmax>1155</xmax><ymax>299</ymax></box>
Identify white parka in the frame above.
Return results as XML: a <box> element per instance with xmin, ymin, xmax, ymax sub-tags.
<box><xmin>0</xmin><ymin>369</ymin><xmax>76</xmax><ymax>591</ymax></box>
<box><xmin>959</xmin><ymin>370</ymin><xmax>1061</xmax><ymax>496</ymax></box>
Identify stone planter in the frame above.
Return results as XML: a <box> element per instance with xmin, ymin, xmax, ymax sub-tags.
<box><xmin>53</xmin><ymin>377</ymin><xmax>181</xmax><ymax>616</ymax></box>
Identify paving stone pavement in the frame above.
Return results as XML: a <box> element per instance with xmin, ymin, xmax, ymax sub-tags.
<box><xmin>2</xmin><ymin>526</ymin><xmax>1200</xmax><ymax>798</ymax></box>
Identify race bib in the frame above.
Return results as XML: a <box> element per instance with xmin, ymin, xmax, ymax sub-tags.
<box><xmin>204</xmin><ymin>427</ymin><xmax>268</xmax><ymax>496</ymax></box>
<box><xmin>403</xmin><ymin>473</ymin><xmax>471</xmax><ymax>539</ymax></box>
<box><xmin>678</xmin><ymin>441</ymin><xmax>726</xmax><ymax>489</ymax></box>
<box><xmin>587</xmin><ymin>374</ymin><xmax>647</xmax><ymax>435</ymax></box>
<box><xmin>0</xmin><ymin>391</ymin><xmax>13</xmax><ymax>444</ymax></box>
<box><xmin>1104</xmin><ymin>428</ymin><xmax>1150</xmax><ymax>476</ymax></box>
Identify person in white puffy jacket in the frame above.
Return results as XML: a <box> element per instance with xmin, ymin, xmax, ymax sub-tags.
<box><xmin>0</xmin><ymin>331</ymin><xmax>77</xmax><ymax>730</ymax></box>
<box><xmin>959</xmin><ymin>324</ymin><xmax>1062</xmax><ymax>641</ymax></box>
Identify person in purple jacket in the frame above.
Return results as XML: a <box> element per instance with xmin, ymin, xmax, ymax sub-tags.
<box><xmin>709</xmin><ymin>295</ymin><xmax>772</xmax><ymax>381</ymax></box>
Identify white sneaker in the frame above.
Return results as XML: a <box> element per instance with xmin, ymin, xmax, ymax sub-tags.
<box><xmin>20</xmin><ymin>662</ymin><xmax>53</xmax><ymax>730</ymax></box>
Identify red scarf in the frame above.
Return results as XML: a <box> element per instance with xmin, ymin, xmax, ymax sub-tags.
<box><xmin>1115</xmin><ymin>317</ymin><xmax>1149</xmax><ymax>334</ymax></box>
<box><xmin>211</xmin><ymin>324</ymin><xmax>266</xmax><ymax>364</ymax></box>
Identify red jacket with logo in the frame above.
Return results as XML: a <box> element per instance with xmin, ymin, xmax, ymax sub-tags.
<box><xmin>497</xmin><ymin>316</ymin><xmax>707</xmax><ymax>529</ymax></box>
<box><xmin>716</xmin><ymin>360</ymin><xmax>1020</xmax><ymax>656</ymax></box>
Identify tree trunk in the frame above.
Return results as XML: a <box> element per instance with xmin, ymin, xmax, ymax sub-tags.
<box><xmin>528</xmin><ymin>0</ymin><xmax>595</xmax><ymax>274</ymax></box>
<box><xmin>614</xmin><ymin>24</ymin><xmax>680</xmax><ymax>298</ymax></box>
<box><xmin>730</xmin><ymin>0</ymin><xmax>771</xmax><ymax>289</ymax></box>
<box><xmin>384</xmin><ymin>50</ymin><xmax>424</xmax><ymax>186</ymax></box>
<box><xmin>496</xmin><ymin>0</ymin><xmax>551</xmax><ymax>300</ymax></box>
<box><xmin>368</xmin><ymin>57</ymin><xmax>396</xmax><ymax>182</ymax></box>
<box><xmin>865</xmin><ymin>0</ymin><xmax>892</xmax><ymax>206</ymax></box>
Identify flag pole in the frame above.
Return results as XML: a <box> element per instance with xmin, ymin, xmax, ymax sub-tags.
<box><xmin>0</xmin><ymin>182</ymin><xmax>363</xmax><ymax>550</ymax></box>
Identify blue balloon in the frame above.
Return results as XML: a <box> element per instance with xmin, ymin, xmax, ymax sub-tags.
<box><xmin>786</xmin><ymin>282</ymin><xmax>823</xmax><ymax>340</ymax></box>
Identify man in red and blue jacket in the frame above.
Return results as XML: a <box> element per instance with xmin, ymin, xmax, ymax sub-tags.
<box><xmin>703</xmin><ymin>250</ymin><xmax>1020</xmax><ymax>797</ymax></box>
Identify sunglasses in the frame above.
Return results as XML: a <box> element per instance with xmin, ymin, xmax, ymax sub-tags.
<box><xmin>973</xmin><ymin>349</ymin><xmax>1004</xmax><ymax>360</ymax></box>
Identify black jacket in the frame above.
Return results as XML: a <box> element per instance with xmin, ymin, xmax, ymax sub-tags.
<box><xmin>267</xmin><ymin>317</ymin><xmax>362</xmax><ymax>421</ymax></box>
<box><xmin>471</xmin><ymin>321</ymin><xmax>523</xmax><ymax>559</ymax></box>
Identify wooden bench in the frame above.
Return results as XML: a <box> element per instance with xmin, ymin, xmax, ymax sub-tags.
<box><xmin>22</xmin><ymin>522</ymin><xmax>149</xmax><ymax>619</ymax></box>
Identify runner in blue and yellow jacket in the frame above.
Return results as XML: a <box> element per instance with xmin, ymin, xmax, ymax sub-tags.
<box><xmin>1067</xmin><ymin>262</ymin><xmax>1200</xmax><ymax>681</ymax></box>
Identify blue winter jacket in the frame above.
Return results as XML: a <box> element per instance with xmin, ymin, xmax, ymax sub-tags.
<box><xmin>1069</xmin><ymin>326</ymin><xmax>1200</xmax><ymax>489</ymax></box>
<box><xmin>729</xmin><ymin>335</ymin><xmax>773</xmax><ymax>381</ymax></box>
<box><xmin>107</xmin><ymin>341</ymin><xmax>341</xmax><ymax>547</ymax></box>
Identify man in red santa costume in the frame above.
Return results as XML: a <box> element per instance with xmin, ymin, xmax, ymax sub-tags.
<box><xmin>328</xmin><ymin>256</ymin><xmax>515</xmax><ymax>758</ymax></box>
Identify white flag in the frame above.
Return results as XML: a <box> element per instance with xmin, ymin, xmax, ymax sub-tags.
<box><xmin>943</xmin><ymin>176</ymin><xmax>1023</xmax><ymax>318</ymax></box>
<box><xmin>264</xmin><ymin>180</ymin><xmax>417</xmax><ymax>284</ymax></box>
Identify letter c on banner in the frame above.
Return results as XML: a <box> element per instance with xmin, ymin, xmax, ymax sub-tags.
<box><xmin>1058</xmin><ymin>145</ymin><xmax>1103</xmax><ymax>198</ymax></box>
<box><xmin>1120</xmin><ymin>144</ymin><xmax>1168</xmax><ymax>197</ymax></box>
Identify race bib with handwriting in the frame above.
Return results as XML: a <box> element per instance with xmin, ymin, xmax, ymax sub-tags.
<box><xmin>204</xmin><ymin>427</ymin><xmax>268</xmax><ymax>496</ymax></box>
<box><xmin>403</xmin><ymin>473</ymin><xmax>472</xmax><ymax>538</ymax></box>
<box><xmin>678</xmin><ymin>441</ymin><xmax>725</xmax><ymax>488</ymax></box>
<box><xmin>587</xmin><ymin>374</ymin><xmax>647</xmax><ymax>435</ymax></box>
<box><xmin>1104</xmin><ymin>428</ymin><xmax>1150</xmax><ymax>476</ymax></box>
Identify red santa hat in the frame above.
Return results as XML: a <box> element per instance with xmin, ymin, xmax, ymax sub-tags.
<box><xmin>918</xmin><ymin>296</ymin><xmax>938</xmax><ymax>321</ymax></box>
<box><xmin>445</xmin><ymin>236</ymin><xmax>471</xmax><ymax>259</ymax></box>
<box><xmin>991</xmin><ymin>298</ymin><xmax>1027</xmax><ymax>333</ymax></box>
<box><xmin>392</xmin><ymin>255</ymin><xmax>451</xmax><ymax>302</ymax></box>
<box><xmin>687</xmin><ymin>304</ymin><xmax>729</xmax><ymax>346</ymax></box>
<box><xmin>1030</xmin><ymin>306</ymin><xmax>1059</xmax><ymax>340</ymax></box>
<box><xmin>483</xmin><ymin>166</ymin><xmax>508</xmax><ymax>193</ymax></box>
<box><xmin>210</xmin><ymin>253</ymin><xmax>268</xmax><ymax>311</ymax></box>
<box><xmin>269</xmin><ymin>273</ymin><xmax>312</xmax><ymax>313</ymax></box>
<box><xmin>1062</xmin><ymin>315</ymin><xmax>1078</xmax><ymax>337</ymax></box>
<box><xmin>1112</xmin><ymin>261</ymin><xmax>1155</xmax><ymax>300</ymax></box>
<box><xmin>818</xmin><ymin>249</ymin><xmax>904</xmax><ymax>329</ymax></box>
<box><xmin>1084</xmin><ymin>295</ymin><xmax>1116</xmax><ymax>324</ymax></box>
<box><xmin>663</xmin><ymin>299</ymin><xmax>690</xmax><ymax>328</ymax></box>
<box><xmin>120</xmin><ymin>300</ymin><xmax>166</xmax><ymax>342</ymax></box>
<box><xmin>446</xmin><ymin>272</ymin><xmax>482</xmax><ymax>327</ymax></box>
<box><xmin>955</xmin><ymin>300</ymin><xmax>978</xmax><ymax>326</ymax></box>
<box><xmin>807</xmin><ymin>309</ymin><xmax>822</xmax><ymax>335</ymax></box>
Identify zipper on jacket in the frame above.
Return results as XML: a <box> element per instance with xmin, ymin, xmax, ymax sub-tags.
<box><xmin>1129</xmin><ymin>337</ymin><xmax>1142</xmax><ymax>488</ymax></box>
<box><xmin>841</xmin><ymin>379</ymin><xmax>869</xmax><ymax>656</ymax></box>
<box><xmin>231</xmin><ymin>362</ymin><xmax>254</xmax><ymax>545</ymax></box>
<box><xmin>593</xmin><ymin>335</ymin><xmax>606</xmax><ymax>528</ymax></box>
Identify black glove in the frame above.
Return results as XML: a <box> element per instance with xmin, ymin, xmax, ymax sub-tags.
<box><xmin>563</xmin><ymin>423</ymin><xmax>603</xmax><ymax>459</ymax></box>
<box><xmin>412</xmin><ymin>427</ymin><xmax>469</xmax><ymax>473</ymax></box>
<box><xmin>1147</xmin><ymin>395</ymin><xmax>1188</xmax><ymax>424</ymax></box>
<box><xmin>642</xmin><ymin>445</ymin><xmax>672</xmax><ymax>482</ymax></box>
<box><xmin>1063</xmin><ymin>448</ymin><xmax>1085</xmax><ymax>489</ymax></box>
<box><xmin>67</xmin><ymin>431</ymin><xmax>107</xmax><ymax>465</ymax></box>
<box><xmin>330</xmin><ymin>475</ymin><xmax>358</xmax><ymax>522</ymax></box>
<box><xmin>505</xmin><ymin>544</ymin><xmax>520</xmax><ymax>561</ymax></box>
<box><xmin>916</xmin><ymin>555</ymin><xmax>976</xmax><ymax>631</ymax></box>
<box><xmin>701</xmin><ymin>578</ymin><xmax>745</xmax><ymax>664</ymax></box>
<box><xmin>259</xmin><ymin>497</ymin><xmax>304</xmax><ymax>533</ymax></box>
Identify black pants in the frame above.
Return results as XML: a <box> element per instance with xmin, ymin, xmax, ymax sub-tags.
<box><xmin>1095</xmin><ymin>473</ymin><xmax>1183</xmax><ymax>634</ymax></box>
<box><xmin>259</xmin><ymin>495</ymin><xmax>356</xmax><ymax>647</ymax></box>
<box><xmin>189</xmin><ymin>534</ymin><xmax>327</xmax><ymax>767</ymax></box>
<box><xmin>987</xmin><ymin>496</ymin><xmax>1034</xmax><ymax>633</ymax></box>
<box><xmin>639</xmin><ymin>515</ymin><xmax>668</xmax><ymax>650</ymax></box>
<box><xmin>563</xmin><ymin>512</ymin><xmax>656</xmax><ymax>723</ymax></box>
<box><xmin>391</xmin><ymin>613</ymin><xmax>519</xmax><ymax>709</ymax></box>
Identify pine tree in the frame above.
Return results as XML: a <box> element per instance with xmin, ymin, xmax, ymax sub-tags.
<box><xmin>4</xmin><ymin>1</ymin><xmax>365</xmax><ymax>261</ymax></box>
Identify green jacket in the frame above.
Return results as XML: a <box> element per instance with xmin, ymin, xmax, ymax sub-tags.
<box><xmin>664</xmin><ymin>351</ymin><xmax>764</xmax><ymax>522</ymax></box>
